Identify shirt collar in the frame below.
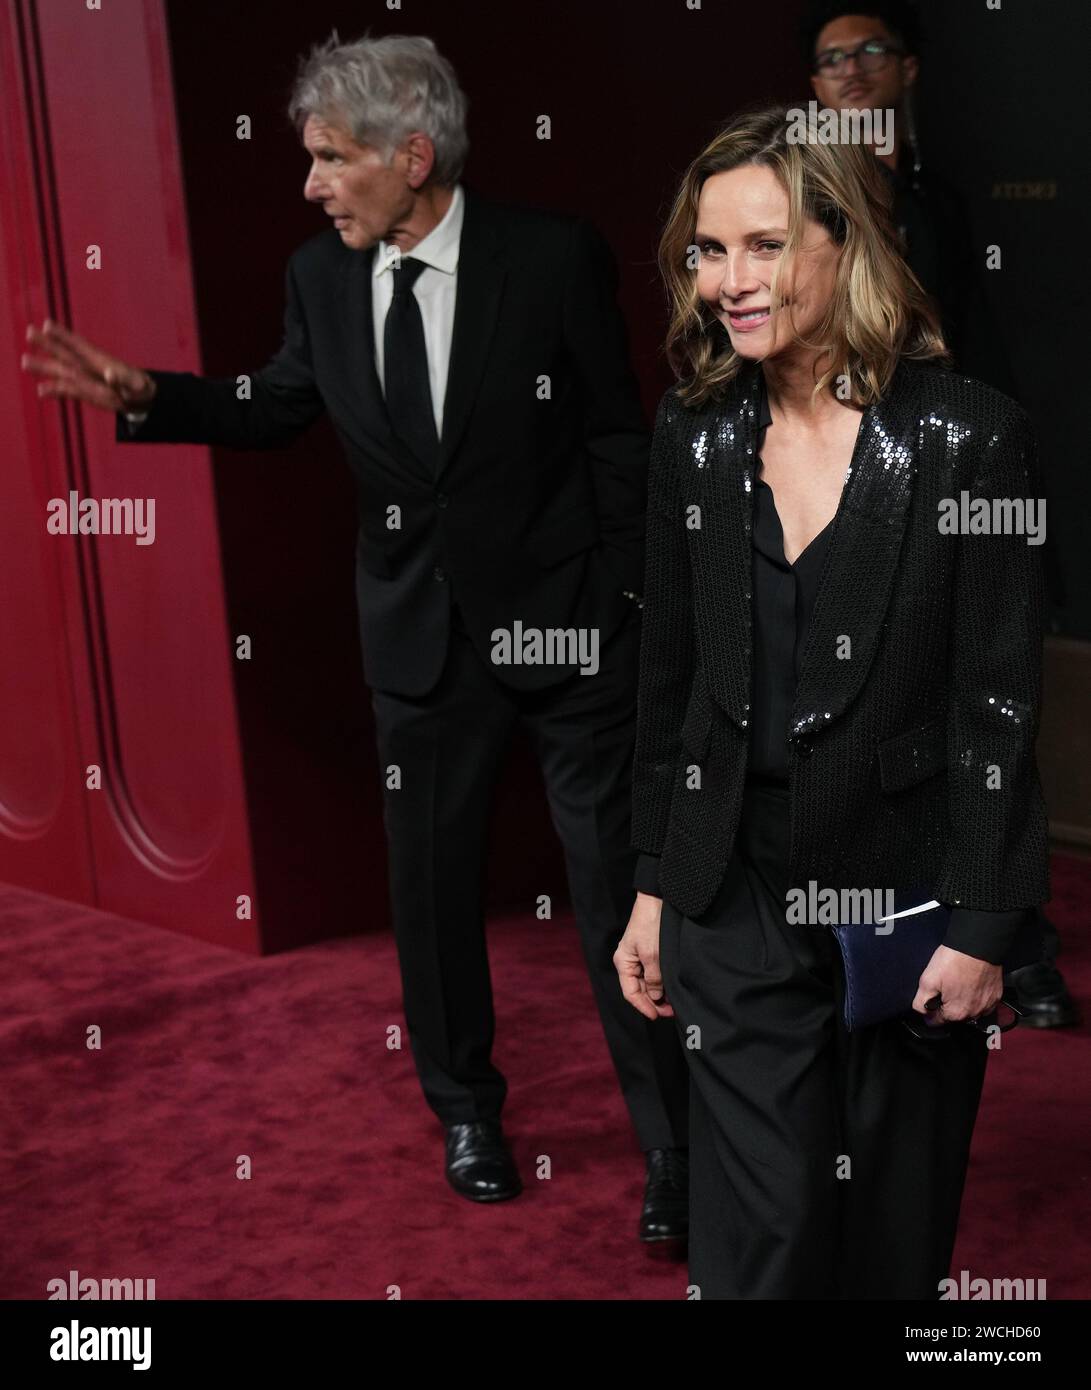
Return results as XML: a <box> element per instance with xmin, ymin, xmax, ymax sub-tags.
<box><xmin>374</xmin><ymin>183</ymin><xmax>464</xmax><ymax>280</ymax></box>
<box><xmin>756</xmin><ymin>364</ymin><xmax>772</xmax><ymax>450</ymax></box>
<box><xmin>754</xmin><ymin>369</ymin><xmax>773</xmax><ymax>495</ymax></box>
<box><xmin>758</xmin><ymin>367</ymin><xmax>773</xmax><ymax>434</ymax></box>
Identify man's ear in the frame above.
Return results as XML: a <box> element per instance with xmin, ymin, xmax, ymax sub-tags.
<box><xmin>901</xmin><ymin>54</ymin><xmax>920</xmax><ymax>89</ymax></box>
<box><xmin>404</xmin><ymin>131</ymin><xmax>437</xmax><ymax>189</ymax></box>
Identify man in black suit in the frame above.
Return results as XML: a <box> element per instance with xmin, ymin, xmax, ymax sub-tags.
<box><xmin>24</xmin><ymin>32</ymin><xmax>689</xmax><ymax>1232</ymax></box>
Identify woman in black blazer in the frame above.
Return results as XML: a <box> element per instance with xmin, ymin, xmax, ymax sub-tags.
<box><xmin>615</xmin><ymin>104</ymin><xmax>1049</xmax><ymax>1299</ymax></box>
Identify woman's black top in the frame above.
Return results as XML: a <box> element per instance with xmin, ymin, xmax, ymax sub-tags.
<box><xmin>747</xmin><ymin>385</ymin><xmax>836</xmax><ymax>785</ymax></box>
<box><xmin>748</xmin><ymin>474</ymin><xmax>835</xmax><ymax>784</ymax></box>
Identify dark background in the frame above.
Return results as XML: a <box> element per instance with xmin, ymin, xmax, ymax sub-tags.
<box><xmin>160</xmin><ymin>0</ymin><xmax>1088</xmax><ymax>907</ymax></box>
<box><xmin>164</xmin><ymin>0</ymin><xmax>1089</xmax><ymax>628</ymax></box>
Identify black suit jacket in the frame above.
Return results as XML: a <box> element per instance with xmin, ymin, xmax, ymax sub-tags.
<box><xmin>631</xmin><ymin>359</ymin><xmax>1050</xmax><ymax>965</ymax></box>
<box><xmin>117</xmin><ymin>187</ymin><xmax>649</xmax><ymax>695</ymax></box>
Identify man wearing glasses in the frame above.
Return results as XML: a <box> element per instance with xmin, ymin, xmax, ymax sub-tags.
<box><xmin>803</xmin><ymin>2</ymin><xmax>1011</xmax><ymax>391</ymax></box>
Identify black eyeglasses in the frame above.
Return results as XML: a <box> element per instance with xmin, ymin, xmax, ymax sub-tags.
<box><xmin>900</xmin><ymin>998</ymin><xmax>1024</xmax><ymax>1042</ymax></box>
<box><xmin>813</xmin><ymin>39</ymin><xmax>903</xmax><ymax>76</ymax></box>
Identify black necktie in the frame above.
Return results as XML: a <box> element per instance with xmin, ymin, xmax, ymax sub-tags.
<box><xmin>383</xmin><ymin>257</ymin><xmax>440</xmax><ymax>471</ymax></box>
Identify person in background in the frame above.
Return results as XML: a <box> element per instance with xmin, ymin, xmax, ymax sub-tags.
<box><xmin>803</xmin><ymin>0</ymin><xmax>1077</xmax><ymax>1030</ymax></box>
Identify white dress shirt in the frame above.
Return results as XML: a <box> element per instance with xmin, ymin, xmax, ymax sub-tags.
<box><xmin>371</xmin><ymin>183</ymin><xmax>464</xmax><ymax>440</ymax></box>
<box><xmin>125</xmin><ymin>186</ymin><xmax>465</xmax><ymax>439</ymax></box>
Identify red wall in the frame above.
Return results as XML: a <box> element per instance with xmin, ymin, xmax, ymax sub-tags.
<box><xmin>1</xmin><ymin>0</ymin><xmax>266</xmax><ymax>947</ymax></box>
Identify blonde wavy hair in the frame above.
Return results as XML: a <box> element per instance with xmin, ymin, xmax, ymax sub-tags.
<box><xmin>660</xmin><ymin>103</ymin><xmax>949</xmax><ymax>407</ymax></box>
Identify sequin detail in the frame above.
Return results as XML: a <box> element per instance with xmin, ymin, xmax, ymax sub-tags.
<box><xmin>631</xmin><ymin>361</ymin><xmax>1049</xmax><ymax>923</ymax></box>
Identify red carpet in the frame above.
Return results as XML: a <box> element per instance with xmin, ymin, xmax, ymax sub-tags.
<box><xmin>2</xmin><ymin>858</ymin><xmax>1089</xmax><ymax>1300</ymax></box>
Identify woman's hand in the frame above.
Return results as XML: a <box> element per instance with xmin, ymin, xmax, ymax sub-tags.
<box><xmin>615</xmin><ymin>891</ymin><xmax>674</xmax><ymax>1020</ymax></box>
<box><xmin>912</xmin><ymin>944</ymin><xmax>1004</xmax><ymax>1026</ymax></box>
<box><xmin>22</xmin><ymin>320</ymin><xmax>156</xmax><ymax>413</ymax></box>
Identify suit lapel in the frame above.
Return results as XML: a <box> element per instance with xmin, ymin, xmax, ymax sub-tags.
<box><xmin>688</xmin><ymin>365</ymin><xmax>761</xmax><ymax>729</ymax></box>
<box><xmin>436</xmin><ymin>188</ymin><xmax>506</xmax><ymax>478</ymax></box>
<box><xmin>694</xmin><ymin>360</ymin><xmax>920</xmax><ymax>742</ymax></box>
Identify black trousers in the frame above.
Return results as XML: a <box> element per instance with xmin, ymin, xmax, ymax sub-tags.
<box><xmin>660</xmin><ymin>782</ymin><xmax>990</xmax><ymax>1300</ymax></box>
<box><xmin>369</xmin><ymin>602</ymin><xmax>688</xmax><ymax>1151</ymax></box>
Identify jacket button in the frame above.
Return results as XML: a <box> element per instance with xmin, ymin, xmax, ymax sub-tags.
<box><xmin>433</xmin><ymin>566</ymin><xmax>447</xmax><ymax>582</ymax></box>
<box><xmin>435</xmin><ymin>492</ymin><xmax>449</xmax><ymax>508</ymax></box>
<box><xmin>797</xmin><ymin>738</ymin><xmax>813</xmax><ymax>757</ymax></box>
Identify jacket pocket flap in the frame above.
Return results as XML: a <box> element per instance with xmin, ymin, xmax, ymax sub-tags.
<box><xmin>877</xmin><ymin>717</ymin><xmax>946</xmax><ymax>792</ymax></box>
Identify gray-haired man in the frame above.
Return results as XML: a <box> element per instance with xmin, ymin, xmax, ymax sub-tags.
<box><xmin>24</xmin><ymin>31</ymin><xmax>689</xmax><ymax>1238</ymax></box>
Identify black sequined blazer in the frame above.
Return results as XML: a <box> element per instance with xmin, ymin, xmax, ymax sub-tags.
<box><xmin>630</xmin><ymin>358</ymin><xmax>1050</xmax><ymax>962</ymax></box>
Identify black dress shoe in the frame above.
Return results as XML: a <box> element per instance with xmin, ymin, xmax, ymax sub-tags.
<box><xmin>444</xmin><ymin>1120</ymin><xmax>522</xmax><ymax>1202</ymax></box>
<box><xmin>1009</xmin><ymin>961</ymin><xmax>1081</xmax><ymax>1028</ymax></box>
<box><xmin>639</xmin><ymin>1147</ymin><xmax>689</xmax><ymax>1242</ymax></box>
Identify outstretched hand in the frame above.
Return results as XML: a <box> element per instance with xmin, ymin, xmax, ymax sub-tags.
<box><xmin>22</xmin><ymin>320</ymin><xmax>155</xmax><ymax>414</ymax></box>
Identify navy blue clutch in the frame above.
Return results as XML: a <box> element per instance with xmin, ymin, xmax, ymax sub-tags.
<box><xmin>831</xmin><ymin>888</ymin><xmax>1044</xmax><ymax>1031</ymax></box>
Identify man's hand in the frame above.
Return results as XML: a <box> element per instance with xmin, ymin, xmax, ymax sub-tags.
<box><xmin>614</xmin><ymin>891</ymin><xmax>673</xmax><ymax>1020</ymax></box>
<box><xmin>912</xmin><ymin>944</ymin><xmax>1004</xmax><ymax>1026</ymax></box>
<box><xmin>21</xmin><ymin>320</ymin><xmax>156</xmax><ymax>414</ymax></box>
